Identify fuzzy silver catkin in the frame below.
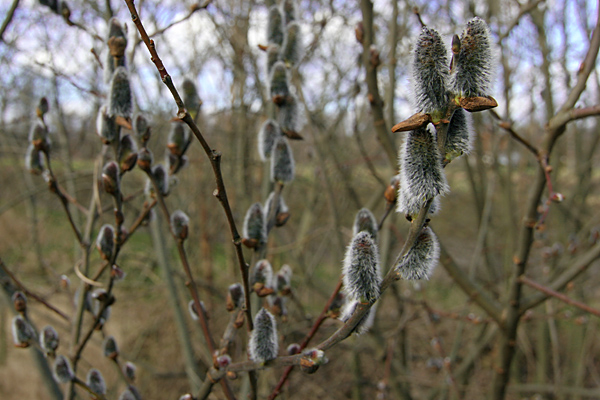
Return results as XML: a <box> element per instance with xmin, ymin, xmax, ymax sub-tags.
<box><xmin>396</xmin><ymin>226</ymin><xmax>440</xmax><ymax>280</ymax></box>
<box><xmin>452</xmin><ymin>17</ymin><xmax>494</xmax><ymax>98</ymax></box>
<box><xmin>12</xmin><ymin>316</ymin><xmax>36</xmax><ymax>347</ymax></box>
<box><xmin>168</xmin><ymin>122</ymin><xmax>190</xmax><ymax>156</ymax></box>
<box><xmin>249</xmin><ymin>308</ymin><xmax>279</xmax><ymax>363</ymax></box>
<box><xmin>397</xmin><ymin>125</ymin><xmax>449</xmax><ymax>216</ymax></box>
<box><xmin>275</xmin><ymin>264</ymin><xmax>292</xmax><ymax>292</ymax></box>
<box><xmin>270</xmin><ymin>136</ymin><xmax>295</xmax><ymax>183</ymax></box>
<box><xmin>264</xmin><ymin>191</ymin><xmax>289</xmax><ymax>219</ymax></box>
<box><xmin>251</xmin><ymin>259</ymin><xmax>273</xmax><ymax>287</ymax></box>
<box><xmin>412</xmin><ymin>27</ymin><xmax>450</xmax><ymax>115</ymax></box>
<box><xmin>258</xmin><ymin>119</ymin><xmax>282</xmax><ymax>161</ymax></box>
<box><xmin>25</xmin><ymin>144</ymin><xmax>45</xmax><ymax>175</ymax></box>
<box><xmin>281</xmin><ymin>0</ymin><xmax>298</xmax><ymax>26</ymax></box>
<box><xmin>266</xmin><ymin>44</ymin><xmax>281</xmax><ymax>76</ymax></box>
<box><xmin>134</xmin><ymin>114</ymin><xmax>150</xmax><ymax>143</ymax></box>
<box><xmin>86</xmin><ymin>369</ymin><xmax>106</xmax><ymax>395</ymax></box>
<box><xmin>339</xmin><ymin>299</ymin><xmax>377</xmax><ymax>335</ymax></box>
<box><xmin>40</xmin><ymin>325</ymin><xmax>59</xmax><ymax>356</ymax></box>
<box><xmin>103</xmin><ymin>336</ymin><xmax>119</xmax><ymax>358</ymax></box>
<box><xmin>108</xmin><ymin>66</ymin><xmax>132</xmax><ymax>119</ymax></box>
<box><xmin>96</xmin><ymin>106</ymin><xmax>119</xmax><ymax>144</ymax></box>
<box><xmin>119</xmin><ymin>134</ymin><xmax>138</xmax><ymax>172</ymax></box>
<box><xmin>228</xmin><ymin>283</ymin><xmax>245</xmax><ymax>309</ymax></box>
<box><xmin>53</xmin><ymin>355</ymin><xmax>74</xmax><ymax>383</ymax></box>
<box><xmin>444</xmin><ymin>108</ymin><xmax>473</xmax><ymax>161</ymax></box>
<box><xmin>181</xmin><ymin>78</ymin><xmax>201</xmax><ymax>116</ymax></box>
<box><xmin>269</xmin><ymin>61</ymin><xmax>289</xmax><ymax>101</ymax></box>
<box><xmin>282</xmin><ymin>22</ymin><xmax>302</xmax><ymax>67</ymax></box>
<box><xmin>145</xmin><ymin>164</ymin><xmax>169</xmax><ymax>196</ymax></box>
<box><xmin>277</xmin><ymin>93</ymin><xmax>305</xmax><ymax>135</ymax></box>
<box><xmin>243</xmin><ymin>202</ymin><xmax>267</xmax><ymax>244</ymax></box>
<box><xmin>352</xmin><ymin>208</ymin><xmax>378</xmax><ymax>241</ymax></box>
<box><xmin>267</xmin><ymin>6</ymin><xmax>284</xmax><ymax>46</ymax></box>
<box><xmin>170</xmin><ymin>210</ymin><xmax>190</xmax><ymax>239</ymax></box>
<box><xmin>123</xmin><ymin>362</ymin><xmax>137</xmax><ymax>382</ymax></box>
<box><xmin>96</xmin><ymin>224</ymin><xmax>115</xmax><ymax>261</ymax></box>
<box><xmin>342</xmin><ymin>232</ymin><xmax>381</xmax><ymax>304</ymax></box>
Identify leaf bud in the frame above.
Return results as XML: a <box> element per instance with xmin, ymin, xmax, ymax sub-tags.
<box><xmin>12</xmin><ymin>291</ymin><xmax>27</xmax><ymax>313</ymax></box>
<box><xmin>300</xmin><ymin>349</ymin><xmax>327</xmax><ymax>374</ymax></box>
<box><xmin>251</xmin><ymin>260</ymin><xmax>274</xmax><ymax>296</ymax></box>
<box><xmin>286</xmin><ymin>343</ymin><xmax>301</xmax><ymax>355</ymax></box>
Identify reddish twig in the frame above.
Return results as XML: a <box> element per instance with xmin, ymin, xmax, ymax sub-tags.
<box><xmin>519</xmin><ymin>275</ymin><xmax>600</xmax><ymax>318</ymax></box>
<box><xmin>0</xmin><ymin>257</ymin><xmax>70</xmax><ymax>321</ymax></box>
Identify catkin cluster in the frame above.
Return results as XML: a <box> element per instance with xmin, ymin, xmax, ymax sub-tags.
<box><xmin>395</xmin><ymin>18</ymin><xmax>494</xmax><ymax>280</ymax></box>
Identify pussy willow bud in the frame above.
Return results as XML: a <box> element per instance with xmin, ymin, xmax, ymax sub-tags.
<box><xmin>452</xmin><ymin>17</ymin><xmax>494</xmax><ymax>98</ymax></box>
<box><xmin>123</xmin><ymin>361</ymin><xmax>137</xmax><ymax>382</ymax></box>
<box><xmin>39</xmin><ymin>0</ymin><xmax>60</xmax><ymax>14</ymax></box>
<box><xmin>103</xmin><ymin>335</ymin><xmax>119</xmax><ymax>359</ymax></box>
<box><xmin>281</xmin><ymin>0</ymin><xmax>298</xmax><ymax>25</ymax></box>
<box><xmin>167</xmin><ymin>122</ymin><xmax>191</xmax><ymax>157</ymax></box>
<box><xmin>12</xmin><ymin>291</ymin><xmax>27</xmax><ymax>313</ymax></box>
<box><xmin>119</xmin><ymin>388</ymin><xmax>138</xmax><ymax>400</ymax></box>
<box><xmin>171</xmin><ymin>210</ymin><xmax>190</xmax><ymax>240</ymax></box>
<box><xmin>264</xmin><ymin>191</ymin><xmax>290</xmax><ymax>227</ymax></box>
<box><xmin>267</xmin><ymin>6</ymin><xmax>284</xmax><ymax>46</ymax></box>
<box><xmin>271</xmin><ymin>136</ymin><xmax>295</xmax><ymax>184</ymax></box>
<box><xmin>182</xmin><ymin>78</ymin><xmax>201</xmax><ymax>119</ymax></box>
<box><xmin>137</xmin><ymin>147</ymin><xmax>153</xmax><ymax>171</ymax></box>
<box><xmin>287</xmin><ymin>343</ymin><xmax>301</xmax><ymax>355</ymax></box>
<box><xmin>102</xmin><ymin>161</ymin><xmax>120</xmax><ymax>196</ymax></box>
<box><xmin>29</xmin><ymin>120</ymin><xmax>51</xmax><ymax>152</ymax></box>
<box><xmin>282</xmin><ymin>22</ymin><xmax>302</xmax><ymax>67</ymax></box>
<box><xmin>444</xmin><ymin>108</ymin><xmax>473</xmax><ymax>162</ymax></box>
<box><xmin>106</xmin><ymin>17</ymin><xmax>127</xmax><ymax>71</ymax></box>
<box><xmin>275</xmin><ymin>264</ymin><xmax>292</xmax><ymax>294</ymax></box>
<box><xmin>396</xmin><ymin>226</ymin><xmax>440</xmax><ymax>280</ymax></box>
<box><xmin>251</xmin><ymin>260</ymin><xmax>273</xmax><ymax>289</ymax></box>
<box><xmin>134</xmin><ymin>114</ymin><xmax>151</xmax><ymax>145</ymax></box>
<box><xmin>86</xmin><ymin>369</ymin><xmax>106</xmax><ymax>396</ymax></box>
<box><xmin>40</xmin><ymin>325</ymin><xmax>59</xmax><ymax>356</ymax></box>
<box><xmin>226</xmin><ymin>283</ymin><xmax>245</xmax><ymax>311</ymax></box>
<box><xmin>96</xmin><ymin>224</ymin><xmax>115</xmax><ymax>261</ymax></box>
<box><xmin>300</xmin><ymin>349</ymin><xmax>327</xmax><ymax>374</ymax></box>
<box><xmin>178</xmin><ymin>395</ymin><xmax>194</xmax><ymax>400</ymax></box>
<box><xmin>215</xmin><ymin>354</ymin><xmax>232</xmax><ymax>369</ymax></box>
<box><xmin>108</xmin><ymin>66</ymin><xmax>132</xmax><ymax>119</ymax></box>
<box><xmin>96</xmin><ymin>106</ymin><xmax>119</xmax><ymax>145</ymax></box>
<box><xmin>119</xmin><ymin>134</ymin><xmax>138</xmax><ymax>173</ymax></box>
<box><xmin>242</xmin><ymin>202</ymin><xmax>267</xmax><ymax>248</ymax></box>
<box><xmin>266</xmin><ymin>44</ymin><xmax>281</xmax><ymax>75</ymax></box>
<box><xmin>412</xmin><ymin>27</ymin><xmax>450</xmax><ymax>117</ymax></box>
<box><xmin>270</xmin><ymin>295</ymin><xmax>288</xmax><ymax>318</ymax></box>
<box><xmin>397</xmin><ymin>125</ymin><xmax>449</xmax><ymax>216</ymax></box>
<box><xmin>277</xmin><ymin>93</ymin><xmax>305</xmax><ymax>137</ymax></box>
<box><xmin>258</xmin><ymin>119</ymin><xmax>281</xmax><ymax>162</ymax></box>
<box><xmin>269</xmin><ymin>61</ymin><xmax>289</xmax><ymax>104</ymax></box>
<box><xmin>92</xmin><ymin>289</ymin><xmax>112</xmax><ymax>327</ymax></box>
<box><xmin>249</xmin><ymin>308</ymin><xmax>279</xmax><ymax>363</ymax></box>
<box><xmin>36</xmin><ymin>97</ymin><xmax>50</xmax><ymax>117</ymax></box>
<box><xmin>188</xmin><ymin>300</ymin><xmax>207</xmax><ymax>321</ymax></box>
<box><xmin>25</xmin><ymin>144</ymin><xmax>45</xmax><ymax>175</ymax></box>
<box><xmin>53</xmin><ymin>355</ymin><xmax>74</xmax><ymax>383</ymax></box>
<box><xmin>145</xmin><ymin>164</ymin><xmax>169</xmax><ymax>197</ymax></box>
<box><xmin>169</xmin><ymin>153</ymin><xmax>189</xmax><ymax>175</ymax></box>
<box><xmin>384</xmin><ymin>174</ymin><xmax>401</xmax><ymax>203</ymax></box>
<box><xmin>343</xmin><ymin>232</ymin><xmax>381</xmax><ymax>303</ymax></box>
<box><xmin>353</xmin><ymin>208</ymin><xmax>378</xmax><ymax>241</ymax></box>
<box><xmin>339</xmin><ymin>300</ymin><xmax>377</xmax><ymax>335</ymax></box>
<box><xmin>12</xmin><ymin>316</ymin><xmax>36</xmax><ymax>347</ymax></box>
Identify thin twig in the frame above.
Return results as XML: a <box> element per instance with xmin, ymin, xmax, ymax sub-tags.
<box><xmin>0</xmin><ymin>258</ymin><xmax>69</xmax><ymax>321</ymax></box>
<box><xmin>0</xmin><ymin>0</ymin><xmax>20</xmax><ymax>42</ymax></box>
